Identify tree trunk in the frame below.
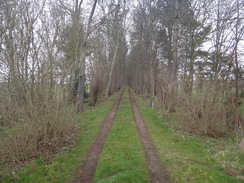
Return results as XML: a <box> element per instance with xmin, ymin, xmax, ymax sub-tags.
<box><xmin>76</xmin><ymin>0</ymin><xmax>98</xmax><ymax>112</ymax></box>
<box><xmin>76</xmin><ymin>54</ymin><xmax>86</xmax><ymax>112</ymax></box>
<box><xmin>105</xmin><ymin>44</ymin><xmax>119</xmax><ymax>98</ymax></box>
<box><xmin>149</xmin><ymin>56</ymin><xmax>155</xmax><ymax>108</ymax></box>
<box><xmin>233</xmin><ymin>0</ymin><xmax>240</xmax><ymax>130</ymax></box>
<box><xmin>172</xmin><ymin>0</ymin><xmax>179</xmax><ymax>81</ymax></box>
<box><xmin>168</xmin><ymin>0</ymin><xmax>179</xmax><ymax>113</ymax></box>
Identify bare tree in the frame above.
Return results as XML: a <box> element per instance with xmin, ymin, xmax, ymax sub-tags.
<box><xmin>104</xmin><ymin>1</ymin><xmax>128</xmax><ymax>97</ymax></box>
<box><xmin>76</xmin><ymin>0</ymin><xmax>98</xmax><ymax>112</ymax></box>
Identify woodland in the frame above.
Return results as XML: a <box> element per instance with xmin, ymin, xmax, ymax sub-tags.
<box><xmin>0</xmin><ymin>0</ymin><xmax>244</xmax><ymax>182</ymax></box>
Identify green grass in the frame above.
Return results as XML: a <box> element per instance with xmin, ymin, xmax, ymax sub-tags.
<box><xmin>93</xmin><ymin>90</ymin><xmax>150</xmax><ymax>183</ymax></box>
<box><xmin>133</xmin><ymin>92</ymin><xmax>244</xmax><ymax>183</ymax></box>
<box><xmin>0</xmin><ymin>92</ymin><xmax>121</xmax><ymax>183</ymax></box>
<box><xmin>84</xmin><ymin>97</ymin><xmax>92</xmax><ymax>103</ymax></box>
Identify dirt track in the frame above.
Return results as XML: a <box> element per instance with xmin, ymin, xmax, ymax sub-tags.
<box><xmin>129</xmin><ymin>89</ymin><xmax>168</xmax><ymax>183</ymax></box>
<box><xmin>74</xmin><ymin>89</ymin><xmax>168</xmax><ymax>183</ymax></box>
<box><xmin>74</xmin><ymin>90</ymin><xmax>124</xmax><ymax>183</ymax></box>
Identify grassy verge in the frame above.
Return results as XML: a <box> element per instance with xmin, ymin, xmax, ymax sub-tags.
<box><xmin>93</xmin><ymin>90</ymin><xmax>150</xmax><ymax>183</ymax></box>
<box><xmin>0</xmin><ymin>92</ymin><xmax>121</xmax><ymax>183</ymax></box>
<box><xmin>133</xmin><ymin>92</ymin><xmax>244</xmax><ymax>183</ymax></box>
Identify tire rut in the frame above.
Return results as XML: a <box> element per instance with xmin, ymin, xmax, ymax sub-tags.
<box><xmin>74</xmin><ymin>90</ymin><xmax>125</xmax><ymax>183</ymax></box>
<box><xmin>129</xmin><ymin>89</ymin><xmax>169</xmax><ymax>183</ymax></box>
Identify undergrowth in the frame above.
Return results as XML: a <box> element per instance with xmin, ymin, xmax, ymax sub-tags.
<box><xmin>0</xmin><ymin>100</ymin><xmax>77</xmax><ymax>164</ymax></box>
<box><xmin>0</xmin><ymin>92</ymin><xmax>121</xmax><ymax>183</ymax></box>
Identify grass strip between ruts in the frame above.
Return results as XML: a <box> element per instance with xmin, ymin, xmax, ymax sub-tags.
<box><xmin>93</xmin><ymin>90</ymin><xmax>150</xmax><ymax>183</ymax></box>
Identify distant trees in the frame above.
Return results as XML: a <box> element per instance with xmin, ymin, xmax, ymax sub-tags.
<box><xmin>128</xmin><ymin>0</ymin><xmax>244</xmax><ymax>134</ymax></box>
<box><xmin>0</xmin><ymin>0</ymin><xmax>243</xmax><ymax>164</ymax></box>
<box><xmin>104</xmin><ymin>1</ymin><xmax>128</xmax><ymax>97</ymax></box>
<box><xmin>56</xmin><ymin>0</ymin><xmax>128</xmax><ymax>108</ymax></box>
<box><xmin>129</xmin><ymin>0</ymin><xmax>158</xmax><ymax>99</ymax></box>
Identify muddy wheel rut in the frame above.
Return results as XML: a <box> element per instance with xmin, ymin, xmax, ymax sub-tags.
<box><xmin>74</xmin><ymin>90</ymin><xmax>125</xmax><ymax>183</ymax></box>
<box><xmin>129</xmin><ymin>89</ymin><xmax>169</xmax><ymax>183</ymax></box>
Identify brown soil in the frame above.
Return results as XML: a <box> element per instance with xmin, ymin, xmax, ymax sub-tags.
<box><xmin>74</xmin><ymin>90</ymin><xmax>124</xmax><ymax>183</ymax></box>
<box><xmin>129</xmin><ymin>89</ymin><xmax>169</xmax><ymax>183</ymax></box>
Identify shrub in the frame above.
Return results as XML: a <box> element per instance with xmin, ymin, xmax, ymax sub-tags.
<box><xmin>0</xmin><ymin>91</ymin><xmax>77</xmax><ymax>164</ymax></box>
<box><xmin>156</xmin><ymin>74</ymin><xmax>177</xmax><ymax>113</ymax></box>
<box><xmin>178</xmin><ymin>83</ymin><xmax>233</xmax><ymax>137</ymax></box>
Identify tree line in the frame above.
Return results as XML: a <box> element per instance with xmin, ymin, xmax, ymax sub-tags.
<box><xmin>0</xmin><ymin>0</ymin><xmax>243</xmax><ymax>162</ymax></box>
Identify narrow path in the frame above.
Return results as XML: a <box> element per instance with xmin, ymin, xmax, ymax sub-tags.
<box><xmin>129</xmin><ymin>89</ymin><xmax>169</xmax><ymax>183</ymax></box>
<box><xmin>74</xmin><ymin>90</ymin><xmax>124</xmax><ymax>183</ymax></box>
